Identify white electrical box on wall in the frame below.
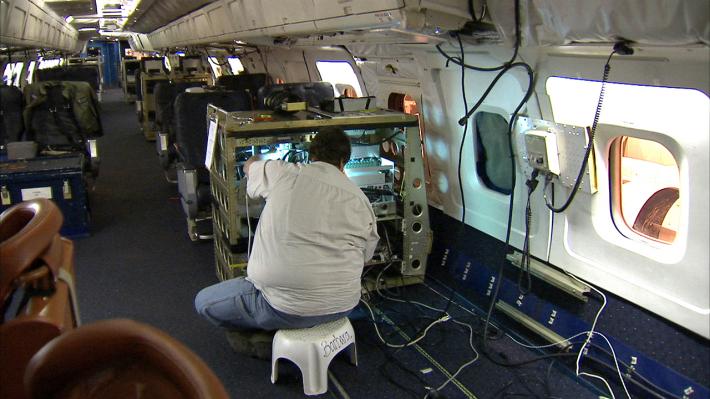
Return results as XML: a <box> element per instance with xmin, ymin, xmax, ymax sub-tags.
<box><xmin>514</xmin><ymin>117</ymin><xmax>597</xmax><ymax>194</ymax></box>
<box><xmin>524</xmin><ymin>129</ymin><xmax>561</xmax><ymax>175</ymax></box>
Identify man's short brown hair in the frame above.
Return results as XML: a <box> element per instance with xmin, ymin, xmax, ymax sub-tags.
<box><xmin>309</xmin><ymin>127</ymin><xmax>351</xmax><ymax>167</ymax></box>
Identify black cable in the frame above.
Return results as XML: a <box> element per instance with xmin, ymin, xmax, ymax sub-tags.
<box><xmin>436</xmin><ymin>0</ymin><xmax>520</xmax><ymax>73</ymax></box>
<box><xmin>302</xmin><ymin>51</ymin><xmax>312</xmax><ymax>82</ymax></box>
<box><xmin>359</xmin><ymin>297</ymin><xmax>435</xmax><ymax>398</ymax></box>
<box><xmin>545</xmin><ymin>50</ymin><xmax>616</xmax><ymax>213</ymax></box>
<box><xmin>485</xmin><ymin>348</ymin><xmax>578</xmax><ymax>368</ymax></box>
<box><xmin>468</xmin><ymin>0</ymin><xmax>478</xmax><ymax>22</ymax></box>
<box><xmin>457</xmin><ymin>62</ymin><xmax>533</xmax><ymax>126</ymax></box>
<box><xmin>456</xmin><ymin>33</ymin><xmax>469</xmax><ymax>226</ymax></box>
<box><xmin>481</xmin><ymin>61</ymin><xmax>534</xmax><ymax>351</ymax></box>
<box><xmin>586</xmin><ymin>343</ymin><xmax>683</xmax><ymax>399</ymax></box>
<box><xmin>518</xmin><ymin>169</ymin><xmax>539</xmax><ymax>294</ymax></box>
<box><xmin>338</xmin><ymin>45</ymin><xmax>371</xmax><ymax>96</ymax></box>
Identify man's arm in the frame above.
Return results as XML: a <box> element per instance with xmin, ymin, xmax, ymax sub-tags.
<box><xmin>243</xmin><ymin>154</ymin><xmax>266</xmax><ymax>177</ymax></box>
<box><xmin>245</xmin><ymin>155</ymin><xmax>290</xmax><ymax>199</ymax></box>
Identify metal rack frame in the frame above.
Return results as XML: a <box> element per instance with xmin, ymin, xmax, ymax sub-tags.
<box><xmin>206</xmin><ymin>105</ymin><xmax>432</xmax><ymax>283</ymax></box>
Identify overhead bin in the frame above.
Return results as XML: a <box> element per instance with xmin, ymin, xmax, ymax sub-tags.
<box><xmin>0</xmin><ymin>0</ymin><xmax>79</xmax><ymax>51</ymax></box>
<box><xmin>143</xmin><ymin>0</ymin><xmax>470</xmax><ymax>50</ymax></box>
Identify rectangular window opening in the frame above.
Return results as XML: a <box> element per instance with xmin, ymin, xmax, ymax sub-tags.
<box><xmin>315</xmin><ymin>60</ymin><xmax>363</xmax><ymax>98</ymax></box>
<box><xmin>474</xmin><ymin>111</ymin><xmax>512</xmax><ymax>195</ymax></box>
<box><xmin>614</xmin><ymin>137</ymin><xmax>680</xmax><ymax>244</ymax></box>
<box><xmin>208</xmin><ymin>56</ymin><xmax>224</xmax><ymax>78</ymax></box>
<box><xmin>227</xmin><ymin>57</ymin><xmax>244</xmax><ymax>75</ymax></box>
<box><xmin>546</xmin><ymin>77</ymin><xmax>709</xmax><ymax>246</ymax></box>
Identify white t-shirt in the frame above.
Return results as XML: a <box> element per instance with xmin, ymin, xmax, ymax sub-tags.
<box><xmin>245</xmin><ymin>160</ymin><xmax>380</xmax><ymax>316</ymax></box>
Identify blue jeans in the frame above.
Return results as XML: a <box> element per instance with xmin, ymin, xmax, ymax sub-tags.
<box><xmin>194</xmin><ymin>277</ymin><xmax>352</xmax><ymax>331</ymax></box>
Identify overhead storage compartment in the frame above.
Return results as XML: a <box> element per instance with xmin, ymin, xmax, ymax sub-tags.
<box><xmin>143</xmin><ymin>0</ymin><xmax>470</xmax><ymax>49</ymax></box>
<box><xmin>0</xmin><ymin>0</ymin><xmax>79</xmax><ymax>51</ymax></box>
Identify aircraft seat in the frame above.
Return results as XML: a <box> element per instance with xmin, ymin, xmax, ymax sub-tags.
<box><xmin>173</xmin><ymin>89</ymin><xmax>252</xmax><ymax>240</ymax></box>
<box><xmin>23</xmin><ymin>81</ymin><xmax>102</xmax><ymax>177</ymax></box>
<box><xmin>0</xmin><ymin>85</ymin><xmax>25</xmax><ymax>157</ymax></box>
<box><xmin>135</xmin><ymin>70</ymin><xmax>143</xmax><ymax>120</ymax></box>
<box><xmin>24</xmin><ymin>319</ymin><xmax>229</xmax><ymax>399</ymax></box>
<box><xmin>0</xmin><ymin>199</ymin><xmax>79</xmax><ymax>399</ymax></box>
<box><xmin>216</xmin><ymin>73</ymin><xmax>268</xmax><ymax>107</ymax></box>
<box><xmin>256</xmin><ymin>81</ymin><xmax>334</xmax><ymax>110</ymax></box>
<box><xmin>36</xmin><ymin>66</ymin><xmax>101</xmax><ymax>93</ymax></box>
<box><xmin>154</xmin><ymin>81</ymin><xmax>208</xmax><ymax>174</ymax></box>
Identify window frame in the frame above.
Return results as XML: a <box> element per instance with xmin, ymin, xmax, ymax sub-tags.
<box><xmin>25</xmin><ymin>60</ymin><xmax>37</xmax><ymax>84</ymax></box>
<box><xmin>227</xmin><ymin>57</ymin><xmax>244</xmax><ymax>75</ymax></box>
<box><xmin>3</xmin><ymin>61</ymin><xmax>25</xmax><ymax>87</ymax></box>
<box><xmin>207</xmin><ymin>56</ymin><xmax>224</xmax><ymax>78</ymax></box>
<box><xmin>315</xmin><ymin>60</ymin><xmax>363</xmax><ymax>97</ymax></box>
<box><xmin>609</xmin><ymin>135</ymin><xmax>682</xmax><ymax>246</ymax></box>
<box><xmin>544</xmin><ymin>76</ymin><xmax>706</xmax><ymax>256</ymax></box>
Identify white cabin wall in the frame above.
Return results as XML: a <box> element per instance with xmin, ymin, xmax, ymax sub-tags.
<box><xmin>239</xmin><ymin>46</ymin><xmax>358</xmax><ymax>86</ymax></box>
<box><xmin>351</xmin><ymin>40</ymin><xmax>709</xmax><ymax>337</ymax></box>
<box><xmin>352</xmin><ymin>42</ymin><xmax>549</xmax><ymax>257</ymax></box>
<box><xmin>532</xmin><ymin>45</ymin><xmax>710</xmax><ymax>338</ymax></box>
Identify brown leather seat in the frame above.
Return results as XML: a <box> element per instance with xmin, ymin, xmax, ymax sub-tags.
<box><xmin>24</xmin><ymin>318</ymin><xmax>230</xmax><ymax>399</ymax></box>
<box><xmin>1</xmin><ymin>199</ymin><xmax>79</xmax><ymax>399</ymax></box>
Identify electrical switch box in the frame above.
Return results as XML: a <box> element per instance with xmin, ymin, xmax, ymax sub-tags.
<box><xmin>524</xmin><ymin>130</ymin><xmax>561</xmax><ymax>175</ymax></box>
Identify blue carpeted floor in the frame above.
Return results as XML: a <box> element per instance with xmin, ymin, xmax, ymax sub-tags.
<box><xmin>72</xmin><ymin>89</ymin><xmax>599</xmax><ymax>398</ymax></box>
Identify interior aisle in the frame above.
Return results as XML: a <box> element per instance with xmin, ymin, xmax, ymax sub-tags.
<box><xmin>73</xmin><ymin>89</ymin><xmax>598</xmax><ymax>399</ymax></box>
<box><xmin>73</xmin><ymin>89</ymin><xmax>332</xmax><ymax>398</ymax></box>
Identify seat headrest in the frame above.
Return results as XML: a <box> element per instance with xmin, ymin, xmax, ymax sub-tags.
<box><xmin>25</xmin><ymin>319</ymin><xmax>229</xmax><ymax>399</ymax></box>
<box><xmin>0</xmin><ymin>199</ymin><xmax>63</xmax><ymax>303</ymax></box>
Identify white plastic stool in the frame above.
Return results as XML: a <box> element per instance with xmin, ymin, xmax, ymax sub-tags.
<box><xmin>271</xmin><ymin>317</ymin><xmax>357</xmax><ymax>396</ymax></box>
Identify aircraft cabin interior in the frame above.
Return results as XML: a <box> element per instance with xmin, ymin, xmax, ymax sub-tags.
<box><xmin>1</xmin><ymin>1</ymin><xmax>709</xmax><ymax>398</ymax></box>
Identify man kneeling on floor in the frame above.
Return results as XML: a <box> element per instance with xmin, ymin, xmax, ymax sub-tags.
<box><xmin>195</xmin><ymin>127</ymin><xmax>380</xmax><ymax>359</ymax></box>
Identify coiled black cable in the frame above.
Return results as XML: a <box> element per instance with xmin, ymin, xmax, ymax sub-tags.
<box><xmin>457</xmin><ymin>33</ymin><xmax>470</xmax><ymax>225</ymax></box>
<box><xmin>436</xmin><ymin>0</ymin><xmax>520</xmax><ymax>73</ymax></box>
<box><xmin>545</xmin><ymin>50</ymin><xmax>616</xmax><ymax>213</ymax></box>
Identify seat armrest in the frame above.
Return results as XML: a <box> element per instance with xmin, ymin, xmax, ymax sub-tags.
<box><xmin>86</xmin><ymin>140</ymin><xmax>100</xmax><ymax>177</ymax></box>
<box><xmin>156</xmin><ymin>133</ymin><xmax>173</xmax><ymax>169</ymax></box>
<box><xmin>177</xmin><ymin>165</ymin><xmax>198</xmax><ymax>218</ymax></box>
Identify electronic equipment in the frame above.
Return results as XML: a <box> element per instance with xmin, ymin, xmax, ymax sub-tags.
<box><xmin>206</xmin><ymin>105</ymin><xmax>431</xmax><ymax>284</ymax></box>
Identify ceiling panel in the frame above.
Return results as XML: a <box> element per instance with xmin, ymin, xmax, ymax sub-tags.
<box><xmin>45</xmin><ymin>0</ymin><xmax>98</xmax><ymax>17</ymax></box>
<box><xmin>124</xmin><ymin>0</ymin><xmax>216</xmax><ymax>33</ymax></box>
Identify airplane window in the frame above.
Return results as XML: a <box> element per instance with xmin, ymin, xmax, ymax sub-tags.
<box><xmin>163</xmin><ymin>56</ymin><xmax>172</xmax><ymax>72</ymax></box>
<box><xmin>38</xmin><ymin>58</ymin><xmax>62</xmax><ymax>70</ymax></box>
<box><xmin>2</xmin><ymin>62</ymin><xmax>24</xmax><ymax>87</ymax></box>
<box><xmin>26</xmin><ymin>61</ymin><xmax>36</xmax><ymax>84</ymax></box>
<box><xmin>546</xmin><ymin>77</ymin><xmax>708</xmax><ymax>245</ymax></box>
<box><xmin>208</xmin><ymin>56</ymin><xmax>224</xmax><ymax>77</ymax></box>
<box><xmin>3</xmin><ymin>64</ymin><xmax>13</xmax><ymax>85</ymax></box>
<box><xmin>614</xmin><ymin>137</ymin><xmax>680</xmax><ymax>244</ymax></box>
<box><xmin>474</xmin><ymin>111</ymin><xmax>512</xmax><ymax>194</ymax></box>
<box><xmin>227</xmin><ymin>57</ymin><xmax>244</xmax><ymax>74</ymax></box>
<box><xmin>316</xmin><ymin>60</ymin><xmax>363</xmax><ymax>97</ymax></box>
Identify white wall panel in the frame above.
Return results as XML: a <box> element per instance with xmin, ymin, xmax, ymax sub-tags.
<box><xmin>146</xmin><ymin>0</ymin><xmax>467</xmax><ymax>49</ymax></box>
<box><xmin>0</xmin><ymin>0</ymin><xmax>78</xmax><ymax>51</ymax></box>
<box><xmin>206</xmin><ymin>4</ymin><xmax>229</xmax><ymax>37</ymax></box>
<box><xmin>8</xmin><ymin>6</ymin><xmax>27</xmax><ymax>39</ymax></box>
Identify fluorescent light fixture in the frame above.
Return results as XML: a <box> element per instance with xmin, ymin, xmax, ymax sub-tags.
<box><xmin>65</xmin><ymin>16</ymin><xmax>74</xmax><ymax>23</ymax></box>
<box><xmin>79</xmin><ymin>27</ymin><xmax>98</xmax><ymax>31</ymax></box>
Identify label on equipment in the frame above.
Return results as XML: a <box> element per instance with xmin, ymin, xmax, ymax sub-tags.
<box><xmin>21</xmin><ymin>187</ymin><xmax>53</xmax><ymax>200</ymax></box>
<box><xmin>205</xmin><ymin>119</ymin><xmax>218</xmax><ymax>169</ymax></box>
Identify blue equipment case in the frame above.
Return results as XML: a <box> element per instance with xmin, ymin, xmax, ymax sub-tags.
<box><xmin>0</xmin><ymin>155</ymin><xmax>89</xmax><ymax>238</ymax></box>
